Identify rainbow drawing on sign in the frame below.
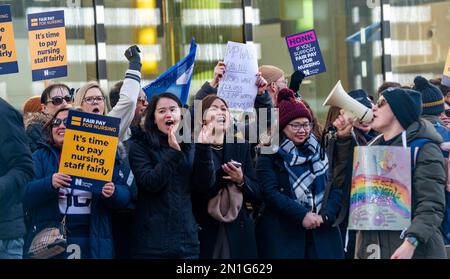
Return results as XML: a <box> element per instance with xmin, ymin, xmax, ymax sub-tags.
<box><xmin>350</xmin><ymin>174</ymin><xmax>411</xmax><ymax>219</ymax></box>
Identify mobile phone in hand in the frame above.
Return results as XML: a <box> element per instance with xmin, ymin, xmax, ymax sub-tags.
<box><xmin>229</xmin><ymin>160</ymin><xmax>242</xmax><ymax>168</ymax></box>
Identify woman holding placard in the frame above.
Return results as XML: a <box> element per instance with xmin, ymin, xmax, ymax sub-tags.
<box><xmin>23</xmin><ymin>107</ymin><xmax>131</xmax><ymax>259</ymax></box>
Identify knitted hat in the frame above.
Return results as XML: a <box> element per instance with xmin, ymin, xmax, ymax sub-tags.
<box><xmin>277</xmin><ymin>88</ymin><xmax>312</xmax><ymax>130</ymax></box>
<box><xmin>348</xmin><ymin>89</ymin><xmax>372</xmax><ymax>109</ymax></box>
<box><xmin>382</xmin><ymin>87</ymin><xmax>422</xmax><ymax>130</ymax></box>
<box><xmin>259</xmin><ymin>65</ymin><xmax>285</xmax><ymax>84</ymax></box>
<box><xmin>413</xmin><ymin>75</ymin><xmax>444</xmax><ymax>115</ymax></box>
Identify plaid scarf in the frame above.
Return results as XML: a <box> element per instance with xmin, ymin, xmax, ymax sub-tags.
<box><xmin>278</xmin><ymin>135</ymin><xmax>329</xmax><ymax>212</ymax></box>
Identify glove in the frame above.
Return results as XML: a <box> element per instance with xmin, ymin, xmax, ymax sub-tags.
<box><xmin>124</xmin><ymin>45</ymin><xmax>142</xmax><ymax>71</ymax></box>
<box><xmin>289</xmin><ymin>70</ymin><xmax>305</xmax><ymax>93</ymax></box>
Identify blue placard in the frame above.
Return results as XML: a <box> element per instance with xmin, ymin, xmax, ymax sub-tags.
<box><xmin>285</xmin><ymin>30</ymin><xmax>326</xmax><ymax>77</ymax></box>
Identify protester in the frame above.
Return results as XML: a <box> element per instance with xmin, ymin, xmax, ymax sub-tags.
<box><xmin>330</xmin><ymin>89</ymin><xmax>377</xmax><ymax>258</ymax></box>
<box><xmin>429</xmin><ymin>77</ymin><xmax>450</xmax><ymax>106</ymax></box>
<box><xmin>129</xmin><ymin>93</ymin><xmax>213</xmax><ymax>259</ymax></box>
<box><xmin>108</xmin><ymin>82</ymin><xmax>148</xmax><ymax>258</ymax></box>
<box><xmin>0</xmin><ymin>98</ymin><xmax>34</xmax><ymax>259</ymax></box>
<box><xmin>256</xmin><ymin>88</ymin><xmax>344</xmax><ymax>259</ymax></box>
<box><xmin>74</xmin><ymin>45</ymin><xmax>142</xmax><ymax>142</ymax></box>
<box><xmin>23</xmin><ymin>107</ymin><xmax>131</xmax><ymax>259</ymax></box>
<box><xmin>22</xmin><ymin>96</ymin><xmax>42</xmax><ymax>114</ymax></box>
<box><xmin>191</xmin><ymin>95</ymin><xmax>261</xmax><ymax>259</ymax></box>
<box><xmin>377</xmin><ymin>81</ymin><xmax>401</xmax><ymax>97</ymax></box>
<box><xmin>354</xmin><ymin>87</ymin><xmax>447</xmax><ymax>259</ymax></box>
<box><xmin>26</xmin><ymin>83</ymin><xmax>73</xmax><ymax>152</ymax></box>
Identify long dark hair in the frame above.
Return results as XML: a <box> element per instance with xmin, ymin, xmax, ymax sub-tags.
<box><xmin>42</xmin><ymin>107</ymin><xmax>71</xmax><ymax>146</ymax></box>
<box><xmin>197</xmin><ymin>94</ymin><xmax>229</xmax><ymax>126</ymax></box>
<box><xmin>143</xmin><ymin>93</ymin><xmax>183</xmax><ymax>147</ymax></box>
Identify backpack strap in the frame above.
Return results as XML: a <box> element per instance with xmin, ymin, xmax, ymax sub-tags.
<box><xmin>408</xmin><ymin>138</ymin><xmax>432</xmax><ymax>171</ymax></box>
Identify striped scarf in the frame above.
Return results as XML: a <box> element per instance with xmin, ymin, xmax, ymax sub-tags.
<box><xmin>278</xmin><ymin>135</ymin><xmax>329</xmax><ymax>212</ymax></box>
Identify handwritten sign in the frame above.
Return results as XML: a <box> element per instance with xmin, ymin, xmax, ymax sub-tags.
<box><xmin>0</xmin><ymin>5</ymin><xmax>18</xmax><ymax>75</ymax></box>
<box><xmin>59</xmin><ymin>110</ymin><xmax>120</xmax><ymax>194</ymax></box>
<box><xmin>285</xmin><ymin>30</ymin><xmax>326</xmax><ymax>77</ymax></box>
<box><xmin>27</xmin><ymin>10</ymin><xmax>67</xmax><ymax>81</ymax></box>
<box><xmin>217</xmin><ymin>41</ymin><xmax>258</xmax><ymax>112</ymax></box>
<box><xmin>443</xmin><ymin>47</ymin><xmax>450</xmax><ymax>87</ymax></box>
<box><xmin>348</xmin><ymin>146</ymin><xmax>411</xmax><ymax>231</ymax></box>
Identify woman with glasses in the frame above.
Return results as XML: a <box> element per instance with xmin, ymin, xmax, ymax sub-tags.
<box><xmin>256</xmin><ymin>88</ymin><xmax>344</xmax><ymax>259</ymax></box>
<box><xmin>73</xmin><ymin>45</ymin><xmax>142</xmax><ymax>143</ymax></box>
<box><xmin>191</xmin><ymin>95</ymin><xmax>261</xmax><ymax>259</ymax></box>
<box><xmin>23</xmin><ymin>107</ymin><xmax>131</xmax><ymax>259</ymax></box>
<box><xmin>128</xmin><ymin>93</ymin><xmax>213</xmax><ymax>259</ymax></box>
<box><xmin>25</xmin><ymin>83</ymin><xmax>73</xmax><ymax>152</ymax></box>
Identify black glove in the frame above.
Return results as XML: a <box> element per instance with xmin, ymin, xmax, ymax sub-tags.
<box><xmin>124</xmin><ymin>45</ymin><xmax>142</xmax><ymax>71</ymax></box>
<box><xmin>289</xmin><ymin>70</ymin><xmax>305</xmax><ymax>93</ymax></box>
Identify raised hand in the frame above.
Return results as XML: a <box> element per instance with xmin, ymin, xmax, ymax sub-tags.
<box><xmin>124</xmin><ymin>45</ymin><xmax>141</xmax><ymax>64</ymax></box>
<box><xmin>210</xmin><ymin>61</ymin><xmax>225</xmax><ymax>88</ymax></box>
<box><xmin>255</xmin><ymin>72</ymin><xmax>268</xmax><ymax>95</ymax></box>
<box><xmin>197</xmin><ymin>122</ymin><xmax>214</xmax><ymax>144</ymax></box>
<box><xmin>168</xmin><ymin>125</ymin><xmax>181</xmax><ymax>151</ymax></box>
<box><xmin>289</xmin><ymin>70</ymin><xmax>305</xmax><ymax>93</ymax></box>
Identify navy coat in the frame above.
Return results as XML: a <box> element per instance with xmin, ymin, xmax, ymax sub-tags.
<box><xmin>192</xmin><ymin>140</ymin><xmax>262</xmax><ymax>259</ymax></box>
<box><xmin>129</xmin><ymin>132</ymin><xmax>213</xmax><ymax>259</ymax></box>
<box><xmin>23</xmin><ymin>144</ymin><xmax>131</xmax><ymax>259</ymax></box>
<box><xmin>255</xmin><ymin>152</ymin><xmax>344</xmax><ymax>259</ymax></box>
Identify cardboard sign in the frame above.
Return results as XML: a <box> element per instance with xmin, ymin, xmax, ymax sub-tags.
<box><xmin>59</xmin><ymin>110</ymin><xmax>120</xmax><ymax>194</ymax></box>
<box><xmin>443</xmin><ymin>47</ymin><xmax>450</xmax><ymax>87</ymax></box>
<box><xmin>27</xmin><ymin>10</ymin><xmax>67</xmax><ymax>81</ymax></box>
<box><xmin>217</xmin><ymin>41</ymin><xmax>258</xmax><ymax>112</ymax></box>
<box><xmin>348</xmin><ymin>146</ymin><xmax>411</xmax><ymax>231</ymax></box>
<box><xmin>285</xmin><ymin>30</ymin><xmax>326</xmax><ymax>77</ymax></box>
<box><xmin>0</xmin><ymin>5</ymin><xmax>18</xmax><ymax>75</ymax></box>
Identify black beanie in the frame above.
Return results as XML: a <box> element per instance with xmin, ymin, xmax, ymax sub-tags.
<box><xmin>382</xmin><ymin>87</ymin><xmax>422</xmax><ymax>130</ymax></box>
<box><xmin>348</xmin><ymin>89</ymin><xmax>372</xmax><ymax>109</ymax></box>
<box><xmin>413</xmin><ymin>75</ymin><xmax>444</xmax><ymax>115</ymax></box>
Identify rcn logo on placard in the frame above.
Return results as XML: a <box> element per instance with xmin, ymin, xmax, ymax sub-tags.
<box><xmin>44</xmin><ymin>70</ymin><xmax>56</xmax><ymax>76</ymax></box>
<box><xmin>74</xmin><ymin>178</ymin><xmax>92</xmax><ymax>189</ymax></box>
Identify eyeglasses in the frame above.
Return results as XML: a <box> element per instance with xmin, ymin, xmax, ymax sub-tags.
<box><xmin>83</xmin><ymin>96</ymin><xmax>105</xmax><ymax>104</ymax></box>
<box><xmin>376</xmin><ymin>98</ymin><xmax>387</xmax><ymax>108</ymax></box>
<box><xmin>445</xmin><ymin>109</ymin><xmax>450</xmax><ymax>118</ymax></box>
<box><xmin>51</xmin><ymin>117</ymin><xmax>68</xmax><ymax>128</ymax></box>
<box><xmin>46</xmin><ymin>95</ymin><xmax>73</xmax><ymax>106</ymax></box>
<box><xmin>287</xmin><ymin>122</ymin><xmax>311</xmax><ymax>131</ymax></box>
<box><xmin>138</xmin><ymin>95</ymin><xmax>148</xmax><ymax>105</ymax></box>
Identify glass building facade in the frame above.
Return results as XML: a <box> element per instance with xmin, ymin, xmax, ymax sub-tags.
<box><xmin>1</xmin><ymin>0</ymin><xmax>449</xmax><ymax>121</ymax></box>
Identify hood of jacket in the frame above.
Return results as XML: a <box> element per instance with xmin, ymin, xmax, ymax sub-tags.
<box><xmin>23</xmin><ymin>112</ymin><xmax>50</xmax><ymax>130</ymax></box>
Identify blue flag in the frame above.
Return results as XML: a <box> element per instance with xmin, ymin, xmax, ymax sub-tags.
<box><xmin>143</xmin><ymin>38</ymin><xmax>197</xmax><ymax>105</ymax></box>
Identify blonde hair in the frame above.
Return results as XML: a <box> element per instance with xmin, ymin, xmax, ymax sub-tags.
<box><xmin>74</xmin><ymin>81</ymin><xmax>108</xmax><ymax>115</ymax></box>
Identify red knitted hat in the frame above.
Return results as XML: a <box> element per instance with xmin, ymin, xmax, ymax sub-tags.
<box><xmin>277</xmin><ymin>88</ymin><xmax>312</xmax><ymax>130</ymax></box>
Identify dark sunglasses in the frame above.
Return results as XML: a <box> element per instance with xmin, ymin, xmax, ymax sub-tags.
<box><xmin>445</xmin><ymin>109</ymin><xmax>450</xmax><ymax>118</ymax></box>
<box><xmin>376</xmin><ymin>98</ymin><xmax>387</xmax><ymax>108</ymax></box>
<box><xmin>51</xmin><ymin>117</ymin><xmax>68</xmax><ymax>128</ymax></box>
<box><xmin>46</xmin><ymin>95</ymin><xmax>73</xmax><ymax>106</ymax></box>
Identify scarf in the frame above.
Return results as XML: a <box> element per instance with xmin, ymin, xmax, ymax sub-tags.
<box><xmin>278</xmin><ymin>135</ymin><xmax>329</xmax><ymax>212</ymax></box>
